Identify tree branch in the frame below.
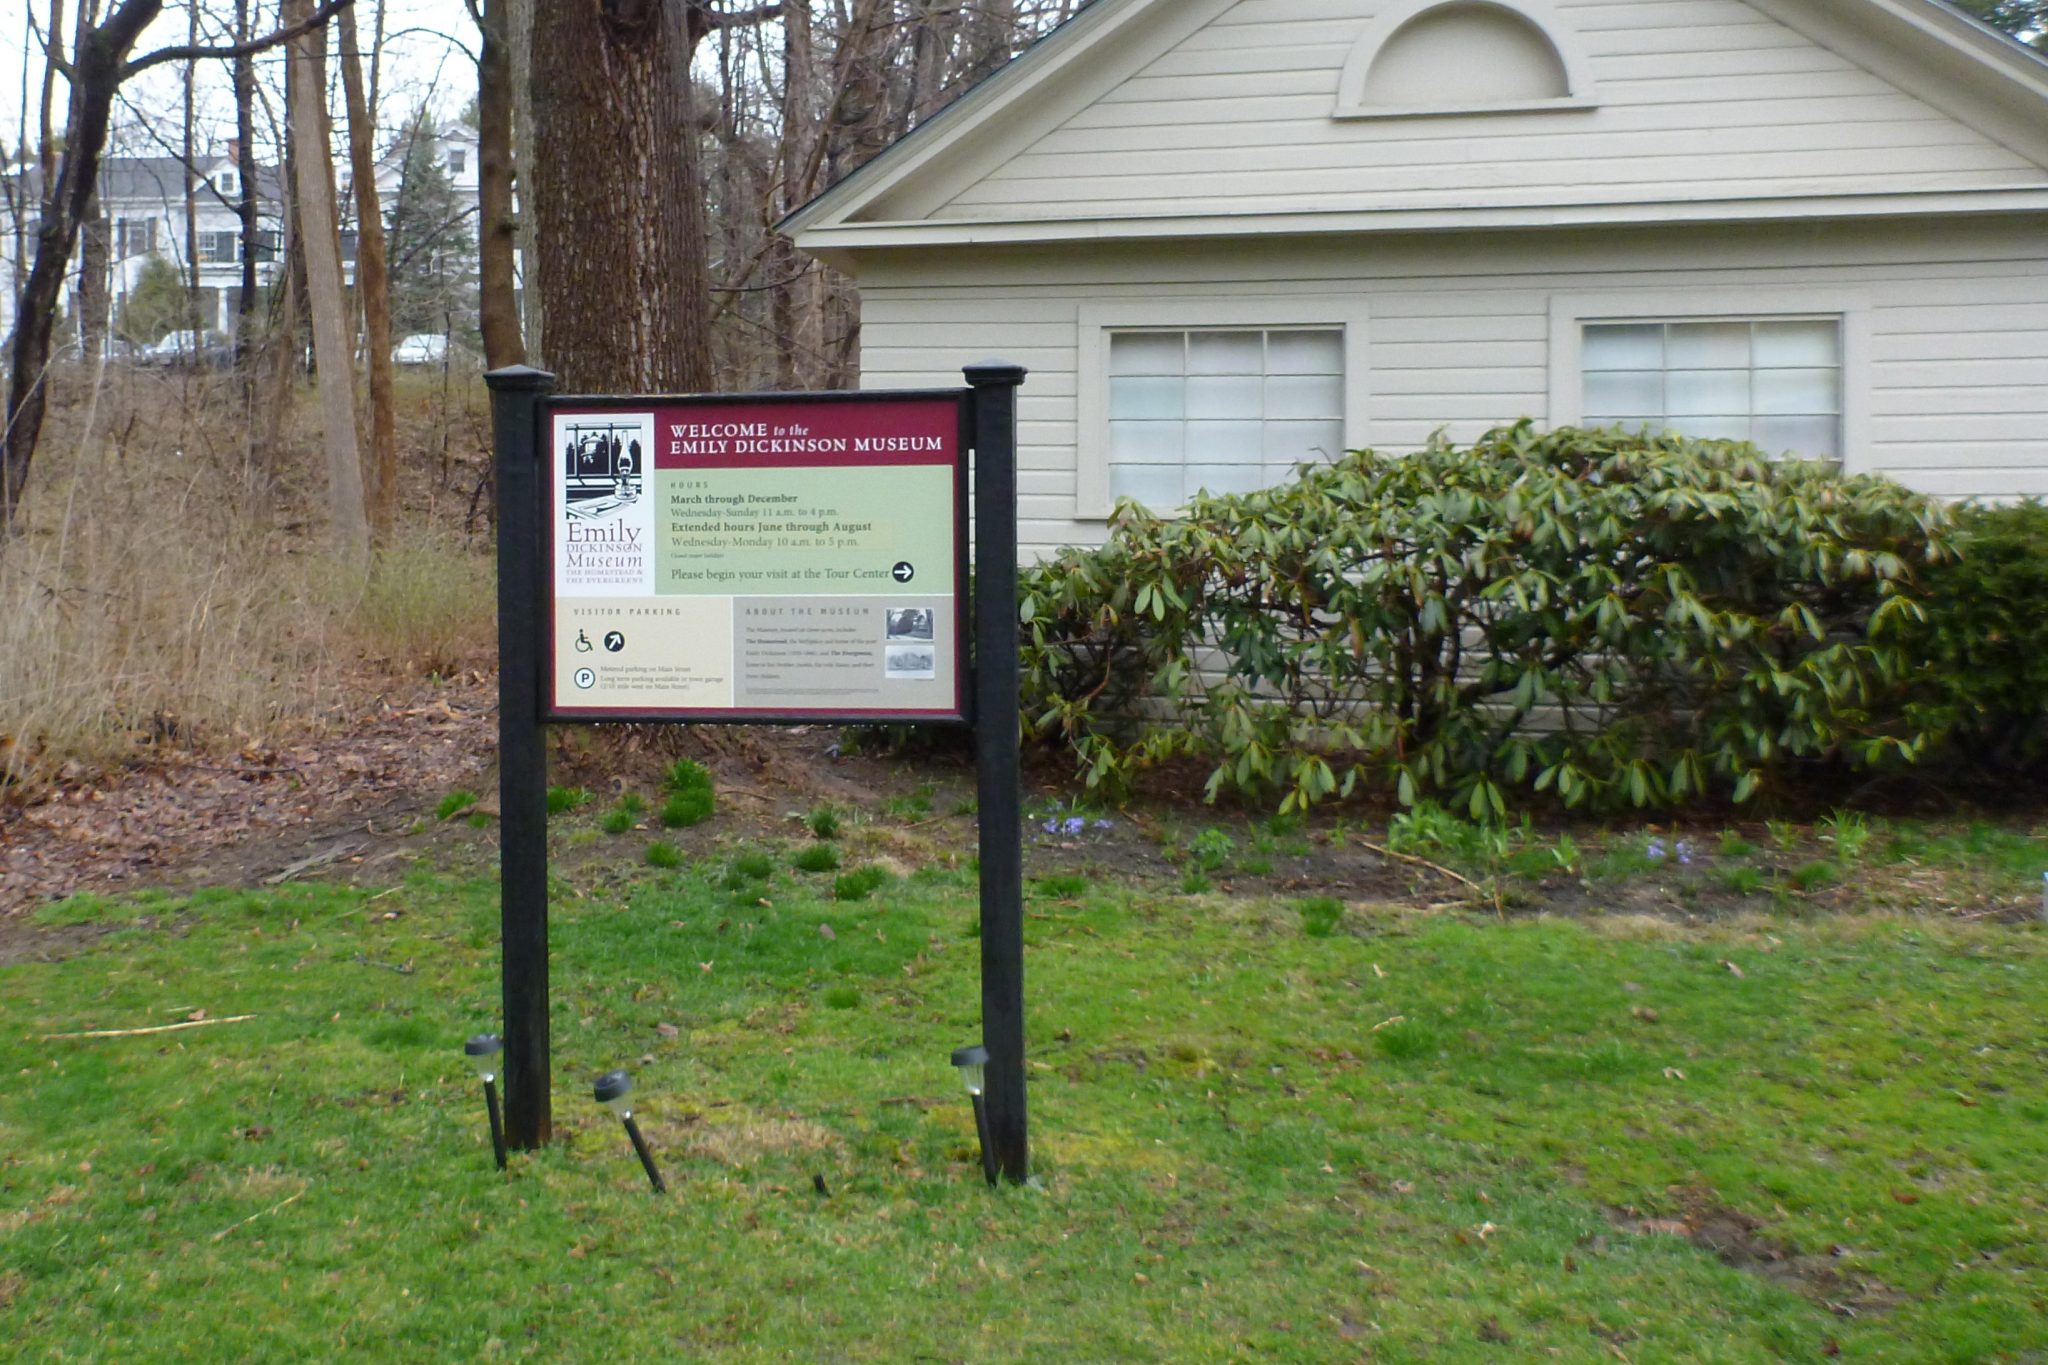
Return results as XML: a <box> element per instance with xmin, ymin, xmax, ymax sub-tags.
<box><xmin>123</xmin><ymin>0</ymin><xmax>355</xmax><ymax>78</ymax></box>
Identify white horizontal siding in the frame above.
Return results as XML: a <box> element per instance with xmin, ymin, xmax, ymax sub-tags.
<box><xmin>852</xmin><ymin>218</ymin><xmax>2048</xmax><ymax>561</ymax></box>
<box><xmin>931</xmin><ymin>0</ymin><xmax>2048</xmax><ymax>222</ymax></box>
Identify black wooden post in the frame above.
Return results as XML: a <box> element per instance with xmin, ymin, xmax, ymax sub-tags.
<box><xmin>485</xmin><ymin>364</ymin><xmax>556</xmax><ymax>1150</ymax></box>
<box><xmin>965</xmin><ymin>361</ymin><xmax>1029</xmax><ymax>1184</ymax></box>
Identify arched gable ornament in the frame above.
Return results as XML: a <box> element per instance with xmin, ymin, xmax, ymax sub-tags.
<box><xmin>1334</xmin><ymin>0</ymin><xmax>1598</xmax><ymax>120</ymax></box>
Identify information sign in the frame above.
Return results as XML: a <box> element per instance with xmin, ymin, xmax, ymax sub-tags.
<box><xmin>544</xmin><ymin>393</ymin><xmax>967</xmax><ymax>723</ymax></box>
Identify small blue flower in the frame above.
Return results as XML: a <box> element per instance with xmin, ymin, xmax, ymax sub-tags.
<box><xmin>1042</xmin><ymin>818</ymin><xmax>1061</xmax><ymax>835</ymax></box>
<box><xmin>1092</xmin><ymin>818</ymin><xmax>1114</xmax><ymax>830</ymax></box>
<box><xmin>1646</xmin><ymin>837</ymin><xmax>1668</xmax><ymax>861</ymax></box>
<box><xmin>1063</xmin><ymin>816</ymin><xmax>1086</xmax><ymax>835</ymax></box>
<box><xmin>1676</xmin><ymin>840</ymin><xmax>1695</xmax><ymax>866</ymax></box>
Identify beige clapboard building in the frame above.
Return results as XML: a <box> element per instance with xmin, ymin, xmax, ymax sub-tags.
<box><xmin>784</xmin><ymin>0</ymin><xmax>2048</xmax><ymax>562</ymax></box>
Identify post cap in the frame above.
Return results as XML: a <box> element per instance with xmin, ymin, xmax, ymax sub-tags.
<box><xmin>484</xmin><ymin>364</ymin><xmax>558</xmax><ymax>392</ymax></box>
<box><xmin>962</xmin><ymin>361</ymin><xmax>1028</xmax><ymax>387</ymax></box>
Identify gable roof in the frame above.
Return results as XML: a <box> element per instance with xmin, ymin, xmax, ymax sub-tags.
<box><xmin>8</xmin><ymin>156</ymin><xmax>284</xmax><ymax>210</ymax></box>
<box><xmin>784</xmin><ymin>0</ymin><xmax>2048</xmax><ymax>254</ymax></box>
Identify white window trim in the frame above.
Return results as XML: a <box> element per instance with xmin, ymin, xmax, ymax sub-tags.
<box><xmin>1076</xmin><ymin>297</ymin><xmax>1371</xmax><ymax>521</ymax></box>
<box><xmin>1547</xmin><ymin>288</ymin><xmax>1872</xmax><ymax>473</ymax></box>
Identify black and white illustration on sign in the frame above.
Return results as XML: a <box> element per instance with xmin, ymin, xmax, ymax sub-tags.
<box><xmin>554</xmin><ymin>411</ymin><xmax>657</xmax><ymax>599</ymax></box>
<box><xmin>886</xmin><ymin>643</ymin><xmax>937</xmax><ymax>680</ymax></box>
<box><xmin>563</xmin><ymin>420</ymin><xmax>645</xmax><ymax>522</ymax></box>
<box><xmin>885</xmin><ymin>607</ymin><xmax>935</xmax><ymax>642</ymax></box>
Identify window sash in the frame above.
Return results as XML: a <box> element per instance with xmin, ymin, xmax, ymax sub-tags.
<box><xmin>1581</xmin><ymin>318</ymin><xmax>1841</xmax><ymax>458</ymax></box>
<box><xmin>1107</xmin><ymin>327</ymin><xmax>1343</xmax><ymax>508</ymax></box>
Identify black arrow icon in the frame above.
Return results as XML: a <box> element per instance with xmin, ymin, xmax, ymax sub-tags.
<box><xmin>892</xmin><ymin>561</ymin><xmax>914</xmax><ymax>583</ymax></box>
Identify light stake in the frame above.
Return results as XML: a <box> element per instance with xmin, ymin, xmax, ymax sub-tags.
<box><xmin>465</xmin><ymin>1033</ymin><xmax>507</xmax><ymax>1170</ymax></box>
<box><xmin>951</xmin><ymin>1044</ymin><xmax>997</xmax><ymax>1187</ymax></box>
<box><xmin>594</xmin><ymin>1069</ymin><xmax>666</xmax><ymax>1193</ymax></box>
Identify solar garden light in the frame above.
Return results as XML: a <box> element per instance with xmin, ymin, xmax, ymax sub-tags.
<box><xmin>594</xmin><ymin>1069</ymin><xmax>666</xmax><ymax>1193</ymax></box>
<box><xmin>950</xmin><ymin>1044</ymin><xmax>997</xmax><ymax>1187</ymax></box>
<box><xmin>464</xmin><ymin>1033</ymin><xmax>507</xmax><ymax>1170</ymax></box>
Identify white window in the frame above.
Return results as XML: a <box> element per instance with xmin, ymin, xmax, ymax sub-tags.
<box><xmin>218</xmin><ymin>171</ymin><xmax>236</xmax><ymax>196</ymax></box>
<box><xmin>1078</xmin><ymin>300</ymin><xmax>1368</xmax><ymax>518</ymax></box>
<box><xmin>448</xmin><ymin>149</ymin><xmax>467</xmax><ymax>175</ymax></box>
<box><xmin>1581</xmin><ymin>319</ymin><xmax>1841</xmax><ymax>458</ymax></box>
<box><xmin>1107</xmin><ymin>329</ymin><xmax>1344</xmax><ymax>509</ymax></box>
<box><xmin>1548</xmin><ymin>290</ymin><xmax>1870</xmax><ymax>470</ymax></box>
<box><xmin>199</xmin><ymin>231</ymin><xmax>239</xmax><ymax>265</ymax></box>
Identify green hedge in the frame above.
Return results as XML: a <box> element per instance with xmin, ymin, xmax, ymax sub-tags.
<box><xmin>1897</xmin><ymin>500</ymin><xmax>2048</xmax><ymax>773</ymax></box>
<box><xmin>1019</xmin><ymin>423</ymin><xmax>1960</xmax><ymax>814</ymax></box>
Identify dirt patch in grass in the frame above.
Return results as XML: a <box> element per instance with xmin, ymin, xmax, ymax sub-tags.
<box><xmin>1611</xmin><ymin>1198</ymin><xmax>1903</xmax><ymax>1317</ymax></box>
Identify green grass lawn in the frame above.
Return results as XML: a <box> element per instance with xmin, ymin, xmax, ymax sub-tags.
<box><xmin>3</xmin><ymin>853</ymin><xmax>2045</xmax><ymax>1362</ymax></box>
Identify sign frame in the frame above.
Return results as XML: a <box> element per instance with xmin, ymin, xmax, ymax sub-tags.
<box><xmin>539</xmin><ymin>388</ymin><xmax>974</xmax><ymax>727</ymax></box>
<box><xmin>486</xmin><ymin>364</ymin><xmax>1032</xmax><ymax>1187</ymax></box>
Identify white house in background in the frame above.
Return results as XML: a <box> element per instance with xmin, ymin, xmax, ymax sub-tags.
<box><xmin>343</xmin><ymin>117</ymin><xmax>483</xmax><ymax>272</ymax></box>
<box><xmin>0</xmin><ymin>152</ymin><xmax>285</xmax><ymax>344</ymax></box>
<box><xmin>784</xmin><ymin>0</ymin><xmax>2048</xmax><ymax>560</ymax></box>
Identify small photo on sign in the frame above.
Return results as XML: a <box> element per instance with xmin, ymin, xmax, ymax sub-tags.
<box><xmin>885</xmin><ymin>607</ymin><xmax>935</xmax><ymax>642</ymax></box>
<box><xmin>885</xmin><ymin>644</ymin><xmax>936</xmax><ymax>680</ymax></box>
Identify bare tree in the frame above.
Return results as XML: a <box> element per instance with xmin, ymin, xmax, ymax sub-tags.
<box><xmin>470</xmin><ymin>0</ymin><xmax>523</xmax><ymax>367</ymax></box>
<box><xmin>339</xmin><ymin>1</ymin><xmax>397</xmax><ymax>539</ymax></box>
<box><xmin>283</xmin><ymin>0</ymin><xmax>369</xmax><ymax>560</ymax></box>
<box><xmin>1</xmin><ymin>0</ymin><xmax>354</xmax><ymax>541</ymax></box>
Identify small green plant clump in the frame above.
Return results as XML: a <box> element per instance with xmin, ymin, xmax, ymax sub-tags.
<box><xmin>659</xmin><ymin>761</ymin><xmax>716</xmax><ymax>828</ymax></box>
<box><xmin>547</xmin><ymin>786</ymin><xmax>591</xmax><ymax>816</ymax></box>
<box><xmin>833</xmin><ymin>866</ymin><xmax>890</xmax><ymax>902</ymax></box>
<box><xmin>1033</xmin><ymin>873</ymin><xmax>1089</xmax><ymax>901</ymax></box>
<box><xmin>600</xmin><ymin>806</ymin><xmax>636</xmax><ymax>836</ymax></box>
<box><xmin>807</xmin><ymin>806</ymin><xmax>842</xmax><ymax>840</ymax></box>
<box><xmin>1297</xmin><ymin>896</ymin><xmax>1344</xmax><ymax>938</ymax></box>
<box><xmin>436</xmin><ymin>790</ymin><xmax>478</xmax><ymax>821</ymax></box>
<box><xmin>645</xmin><ymin>841</ymin><xmax>683</xmax><ymax>870</ymax></box>
<box><xmin>1186</xmin><ymin>828</ymin><xmax>1236</xmax><ymax>871</ymax></box>
<box><xmin>730</xmin><ymin>851</ymin><xmax>776</xmax><ymax>882</ymax></box>
<box><xmin>793</xmin><ymin>844</ymin><xmax>840</xmax><ymax>874</ymax></box>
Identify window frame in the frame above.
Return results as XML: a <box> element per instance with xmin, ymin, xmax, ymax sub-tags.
<box><xmin>1077</xmin><ymin>297</ymin><xmax>1370</xmax><ymax>520</ymax></box>
<box><xmin>1547</xmin><ymin>288</ymin><xmax>1871</xmax><ymax>471</ymax></box>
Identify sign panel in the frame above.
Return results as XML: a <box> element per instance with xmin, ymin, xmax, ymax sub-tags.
<box><xmin>545</xmin><ymin>393</ymin><xmax>968</xmax><ymax>723</ymax></box>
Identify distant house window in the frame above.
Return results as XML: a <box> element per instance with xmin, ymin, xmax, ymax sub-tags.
<box><xmin>218</xmin><ymin>172</ymin><xmax>236</xmax><ymax>196</ymax></box>
<box><xmin>1106</xmin><ymin>329</ymin><xmax>1345</xmax><ymax>509</ymax></box>
<box><xmin>448</xmin><ymin>149</ymin><xmax>466</xmax><ymax>174</ymax></box>
<box><xmin>1580</xmin><ymin>319</ymin><xmax>1842</xmax><ymax>458</ymax></box>
<box><xmin>251</xmin><ymin>230</ymin><xmax>281</xmax><ymax>264</ymax></box>
<box><xmin>199</xmin><ymin>231</ymin><xmax>239</xmax><ymax>264</ymax></box>
<box><xmin>339</xmin><ymin>229</ymin><xmax>360</xmax><ymax>263</ymax></box>
<box><xmin>115</xmin><ymin>216</ymin><xmax>158</xmax><ymax>258</ymax></box>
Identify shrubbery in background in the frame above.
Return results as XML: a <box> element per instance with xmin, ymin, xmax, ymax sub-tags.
<box><xmin>1020</xmin><ymin>424</ymin><xmax>1963</xmax><ymax>814</ymax></box>
<box><xmin>1897</xmin><ymin>500</ymin><xmax>2048</xmax><ymax>773</ymax></box>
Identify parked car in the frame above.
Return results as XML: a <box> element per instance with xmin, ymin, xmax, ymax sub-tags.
<box><xmin>391</xmin><ymin>333</ymin><xmax>448</xmax><ymax>365</ymax></box>
<box><xmin>140</xmin><ymin>329</ymin><xmax>231</xmax><ymax>368</ymax></box>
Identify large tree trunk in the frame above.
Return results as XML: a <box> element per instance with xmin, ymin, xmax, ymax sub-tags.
<box><xmin>284</xmin><ymin>0</ymin><xmax>369</xmax><ymax>561</ymax></box>
<box><xmin>338</xmin><ymin>2</ymin><xmax>396</xmax><ymax>539</ymax></box>
<box><xmin>3</xmin><ymin>0</ymin><xmax>162</xmax><ymax>539</ymax></box>
<box><xmin>475</xmin><ymin>0</ymin><xmax>524</xmax><ymax>368</ymax></box>
<box><xmin>529</xmin><ymin>0</ymin><xmax>706</xmax><ymax>392</ymax></box>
